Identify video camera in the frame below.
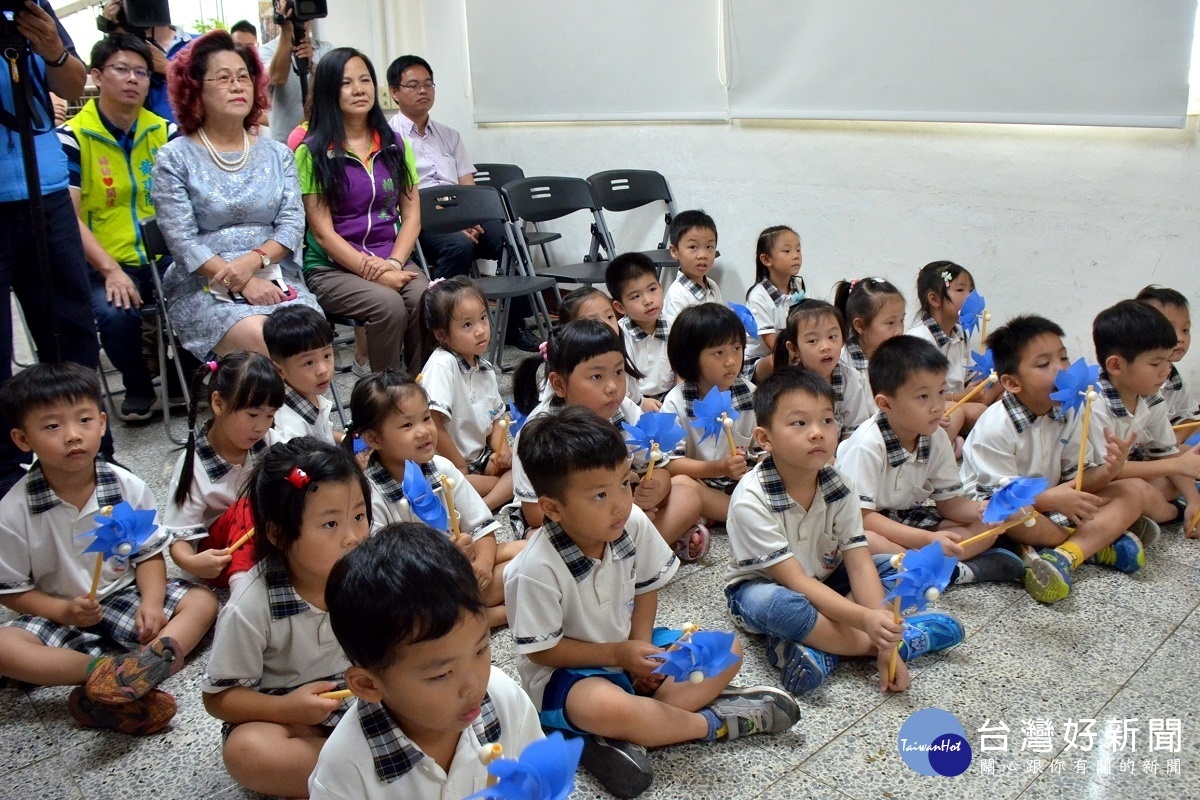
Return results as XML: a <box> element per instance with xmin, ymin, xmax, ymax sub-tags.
<box><xmin>274</xmin><ymin>0</ymin><xmax>328</xmax><ymax>25</ymax></box>
<box><xmin>96</xmin><ymin>1</ymin><xmax>171</xmax><ymax>38</ymax></box>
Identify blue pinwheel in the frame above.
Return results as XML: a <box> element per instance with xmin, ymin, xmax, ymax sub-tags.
<box><xmin>1051</xmin><ymin>357</ymin><xmax>1101</xmax><ymax>418</ymax></box>
<box><xmin>78</xmin><ymin>501</ymin><xmax>158</xmax><ymax>561</ymax></box>
<box><xmin>352</xmin><ymin>434</ymin><xmax>368</xmax><ymax>454</ymax></box>
<box><xmin>622</xmin><ymin>412</ymin><xmax>686</xmax><ymax>458</ymax></box>
<box><xmin>653</xmin><ymin>630</ymin><xmax>740</xmax><ymax>684</ymax></box>
<box><xmin>729</xmin><ymin>303</ymin><xmax>759</xmax><ymax>340</ymax></box>
<box><xmin>959</xmin><ymin>290</ymin><xmax>987</xmax><ymax>338</ymax></box>
<box><xmin>507</xmin><ymin>402</ymin><xmax>528</xmax><ymax>437</ymax></box>
<box><xmin>690</xmin><ymin>386</ymin><xmax>739</xmax><ymax>445</ymax></box>
<box><xmin>1186</xmin><ymin>431</ymin><xmax>1200</xmax><ymax>448</ymax></box>
<box><xmin>886</xmin><ymin>541</ymin><xmax>957</xmax><ymax>617</ymax></box>
<box><xmin>402</xmin><ymin>460</ymin><xmax>449</xmax><ymax>531</ymax></box>
<box><xmin>966</xmin><ymin>349</ymin><xmax>994</xmax><ymax>382</ymax></box>
<box><xmin>982</xmin><ymin>476</ymin><xmax>1050</xmax><ymax>524</ymax></box>
<box><xmin>466</xmin><ymin>732</ymin><xmax>584</xmax><ymax>800</ymax></box>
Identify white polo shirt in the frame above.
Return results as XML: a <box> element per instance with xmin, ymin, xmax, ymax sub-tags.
<box><xmin>960</xmin><ymin>392</ymin><xmax>1095</xmax><ymax>499</ymax></box>
<box><xmin>163</xmin><ymin>427</ymin><xmax>277</xmax><ymax>543</ymax></box>
<box><xmin>725</xmin><ymin>457</ymin><xmax>867</xmax><ymax>588</ymax></box>
<box><xmin>308</xmin><ymin>667</ymin><xmax>542</xmax><ymax>800</ymax></box>
<box><xmin>831</xmin><ymin>362</ymin><xmax>872</xmax><ymax>435</ymax></box>
<box><xmin>619</xmin><ymin>316</ymin><xmax>675</xmax><ymax>398</ymax></box>
<box><xmin>504</xmin><ymin>506</ymin><xmax>678</xmax><ymax>708</ymax></box>
<box><xmin>202</xmin><ymin>556</ymin><xmax>350</xmax><ymax>693</ymax></box>
<box><xmin>662</xmin><ymin>275</ymin><xmax>724</xmax><ymax>326</ymax></box>
<box><xmin>1088</xmin><ymin>377</ymin><xmax>1178</xmax><ymax>462</ymax></box>
<box><xmin>1162</xmin><ymin>366</ymin><xmax>1200</xmax><ymax>425</ymax></box>
<box><xmin>908</xmin><ymin>313</ymin><xmax>970</xmax><ymax>394</ymax></box>
<box><xmin>0</xmin><ymin>460</ymin><xmax>167</xmax><ymax>601</ymax></box>
<box><xmin>274</xmin><ymin>387</ymin><xmax>336</xmax><ymax>444</ymax></box>
<box><xmin>836</xmin><ymin>413</ymin><xmax>963</xmax><ymax>513</ymax></box>
<box><xmin>364</xmin><ymin>454</ymin><xmax>499</xmax><ymax>542</ymax></box>
<box><xmin>745</xmin><ymin>277</ymin><xmax>805</xmax><ymax>362</ymax></box>
<box><xmin>661</xmin><ymin>378</ymin><xmax>757</xmax><ymax>464</ymax></box>
<box><xmin>420</xmin><ymin>347</ymin><xmax>506</xmax><ymax>464</ymax></box>
<box><xmin>841</xmin><ymin>340</ymin><xmax>877</xmax><ymax>415</ymax></box>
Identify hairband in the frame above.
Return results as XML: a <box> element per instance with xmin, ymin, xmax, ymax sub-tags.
<box><xmin>286</xmin><ymin>466</ymin><xmax>311</xmax><ymax>489</ymax></box>
<box><xmin>206</xmin><ymin>360</ymin><xmax>219</xmax><ymax>373</ymax></box>
<box><xmin>538</xmin><ymin>341</ymin><xmax>548</xmax><ymax>361</ymax></box>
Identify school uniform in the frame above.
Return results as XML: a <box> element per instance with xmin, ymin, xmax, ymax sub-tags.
<box><xmin>841</xmin><ymin>340</ymin><xmax>877</xmax><ymax>415</ymax></box>
<box><xmin>163</xmin><ymin>426</ymin><xmax>275</xmax><ymax>544</ymax></box>
<box><xmin>364</xmin><ymin>454</ymin><xmax>499</xmax><ymax>541</ymax></box>
<box><xmin>308</xmin><ymin>667</ymin><xmax>542</xmax><ymax>800</ymax></box>
<box><xmin>1088</xmin><ymin>377</ymin><xmax>1178</xmax><ymax>462</ymax></box>
<box><xmin>619</xmin><ymin>316</ymin><xmax>674</xmax><ymax>398</ymax></box>
<box><xmin>661</xmin><ymin>378</ymin><xmax>756</xmax><ymax>493</ymax></box>
<box><xmin>831</xmin><ymin>362</ymin><xmax>872</xmax><ymax>435</ymax></box>
<box><xmin>744</xmin><ymin>277</ymin><xmax>805</xmax><ymax>363</ymax></box>
<box><xmin>662</xmin><ymin>274</ymin><xmax>723</xmax><ymax>325</ymax></box>
<box><xmin>908</xmin><ymin>313</ymin><xmax>970</xmax><ymax>394</ymax></box>
<box><xmin>421</xmin><ymin>347</ymin><xmax>507</xmax><ymax>467</ymax></box>
<box><xmin>274</xmin><ymin>386</ymin><xmax>336</xmax><ymax>444</ymax></box>
<box><xmin>1162</xmin><ymin>366</ymin><xmax>1200</xmax><ymax>426</ymax></box>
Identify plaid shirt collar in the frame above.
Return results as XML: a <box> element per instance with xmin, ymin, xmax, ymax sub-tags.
<box><xmin>680</xmin><ymin>378</ymin><xmax>755</xmax><ymax>417</ymax></box>
<box><xmin>1165</xmin><ymin>365</ymin><xmax>1184</xmax><ymax>393</ymax></box>
<box><xmin>619</xmin><ymin>315</ymin><xmax>668</xmax><ymax>342</ymax></box>
<box><xmin>830</xmin><ymin>364</ymin><xmax>846</xmax><ymax>403</ymax></box>
<box><xmin>283</xmin><ymin>386</ymin><xmax>320</xmax><ymax>425</ymax></box>
<box><xmin>547</xmin><ymin>397</ymin><xmax>626</xmax><ymax>427</ymax></box>
<box><xmin>917</xmin><ymin>312</ymin><xmax>954</xmax><ymax>348</ymax></box>
<box><xmin>676</xmin><ymin>273</ymin><xmax>714</xmax><ymax>301</ymax></box>
<box><xmin>543</xmin><ymin>519</ymin><xmax>636</xmax><ymax>582</ymax></box>
<box><xmin>442</xmin><ymin>346</ymin><xmax>495</xmax><ymax>374</ymax></box>
<box><xmin>756</xmin><ymin>455</ymin><xmax>850</xmax><ymax>513</ymax></box>
<box><xmin>357</xmin><ymin>692</ymin><xmax>502</xmax><ymax>783</ymax></box>
<box><xmin>1097</xmin><ymin>375</ymin><xmax>1164</xmax><ymax>417</ymax></box>
<box><xmin>875</xmin><ymin>413</ymin><xmax>930</xmax><ymax>467</ymax></box>
<box><xmin>263</xmin><ymin>556</ymin><xmax>311</xmax><ymax>620</ymax></box>
<box><xmin>364</xmin><ymin>454</ymin><xmax>441</xmax><ymax>505</ymax></box>
<box><xmin>195</xmin><ymin>426</ymin><xmax>268</xmax><ymax>483</ymax></box>
<box><xmin>26</xmin><ymin>458</ymin><xmax>124</xmax><ymax>515</ymax></box>
<box><xmin>845</xmin><ymin>340</ymin><xmax>869</xmax><ymax>371</ymax></box>
<box><xmin>1002</xmin><ymin>392</ymin><xmax>1061</xmax><ymax>434</ymax></box>
<box><xmin>759</xmin><ymin>276</ymin><xmax>805</xmax><ymax>306</ymax></box>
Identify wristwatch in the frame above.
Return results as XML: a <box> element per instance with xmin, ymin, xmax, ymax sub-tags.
<box><xmin>252</xmin><ymin>248</ymin><xmax>270</xmax><ymax>268</ymax></box>
<box><xmin>48</xmin><ymin>49</ymin><xmax>70</xmax><ymax>68</ymax></box>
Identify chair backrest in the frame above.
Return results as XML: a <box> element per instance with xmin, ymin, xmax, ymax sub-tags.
<box><xmin>140</xmin><ymin>217</ymin><xmax>170</xmax><ymax>261</ymax></box>
<box><xmin>501</xmin><ymin>176</ymin><xmax>601</xmax><ymax>224</ymax></box>
<box><xmin>474</xmin><ymin>163</ymin><xmax>526</xmax><ymax>189</ymax></box>
<box><xmin>418</xmin><ymin>185</ymin><xmax>509</xmax><ymax>236</ymax></box>
<box><xmin>587</xmin><ymin>169</ymin><xmax>675</xmax><ymax>213</ymax></box>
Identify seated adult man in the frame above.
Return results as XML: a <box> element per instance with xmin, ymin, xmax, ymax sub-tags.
<box><xmin>58</xmin><ymin>33</ymin><xmax>175</xmax><ymax>421</ymax></box>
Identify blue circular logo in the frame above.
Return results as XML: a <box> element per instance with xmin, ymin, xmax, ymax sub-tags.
<box><xmin>897</xmin><ymin>708</ymin><xmax>973</xmax><ymax>776</ymax></box>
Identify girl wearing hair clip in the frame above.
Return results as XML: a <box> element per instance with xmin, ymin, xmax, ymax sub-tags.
<box><xmin>165</xmin><ymin>352</ymin><xmax>285</xmax><ymax>590</ymax></box>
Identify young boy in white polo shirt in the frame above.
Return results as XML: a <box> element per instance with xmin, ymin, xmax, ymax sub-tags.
<box><xmin>661</xmin><ymin>210</ymin><xmax>724</xmax><ymax>324</ymax></box>
<box><xmin>264</xmin><ymin>305</ymin><xmax>339</xmax><ymax>444</ymax></box>
<box><xmin>506</xmin><ymin>406</ymin><xmax>800</xmax><ymax>799</ymax></box>
<box><xmin>607</xmin><ymin>252</ymin><xmax>675</xmax><ymax>408</ymax></box>
<box><xmin>836</xmin><ymin>335</ymin><xmax>1024</xmax><ymax>585</ymax></box>
<box><xmin>0</xmin><ymin>363</ymin><xmax>217</xmax><ymax>735</ymax></box>
<box><xmin>310</xmin><ymin>523</ymin><xmax>542</xmax><ymax>800</ymax></box>
<box><xmin>725</xmin><ymin>368</ymin><xmax>964</xmax><ymax>696</ymax></box>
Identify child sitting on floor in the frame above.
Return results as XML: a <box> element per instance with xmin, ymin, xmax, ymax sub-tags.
<box><xmin>263</xmin><ymin>304</ymin><xmax>340</xmax><ymax>444</ymax></box>
<box><xmin>833</xmin><ymin>277</ymin><xmax>906</xmax><ymax>416</ymax></box>
<box><xmin>1135</xmin><ymin>285</ymin><xmax>1200</xmax><ymax>444</ymax></box>
<box><xmin>607</xmin><ymin>252</ymin><xmax>675</xmax><ymax>408</ymax></box>
<box><xmin>662</xmin><ymin>210</ymin><xmax>723</xmax><ymax>324</ymax></box>
<box><xmin>744</xmin><ymin>225</ymin><xmax>806</xmax><ymax>383</ymax></box>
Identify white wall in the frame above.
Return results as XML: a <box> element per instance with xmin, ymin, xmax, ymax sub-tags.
<box><xmin>349</xmin><ymin>0</ymin><xmax>1200</xmax><ymax>378</ymax></box>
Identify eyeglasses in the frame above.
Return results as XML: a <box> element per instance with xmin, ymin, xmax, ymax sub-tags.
<box><xmin>204</xmin><ymin>73</ymin><xmax>254</xmax><ymax>89</ymax></box>
<box><xmin>103</xmin><ymin>64</ymin><xmax>149</xmax><ymax>81</ymax></box>
<box><xmin>398</xmin><ymin>81</ymin><xmax>435</xmax><ymax>92</ymax></box>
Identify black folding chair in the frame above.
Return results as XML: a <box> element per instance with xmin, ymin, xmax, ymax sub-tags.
<box><xmin>501</xmin><ymin>176</ymin><xmax>616</xmax><ymax>287</ymax></box>
<box><xmin>587</xmin><ymin>169</ymin><xmax>679</xmax><ymax>287</ymax></box>
<box><xmin>473</xmin><ymin>163</ymin><xmax>561</xmax><ymax>263</ymax></box>
<box><xmin>138</xmin><ymin>218</ymin><xmax>194</xmax><ymax>446</ymax></box>
<box><xmin>414</xmin><ymin>185</ymin><xmax>558</xmax><ymax>368</ymax></box>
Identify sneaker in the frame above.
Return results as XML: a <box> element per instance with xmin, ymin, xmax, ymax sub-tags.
<box><xmin>119</xmin><ymin>393</ymin><xmax>159</xmax><ymax>422</ymax></box>
<box><xmin>1128</xmin><ymin>515</ymin><xmax>1160</xmax><ymax>548</ymax></box>
<box><xmin>706</xmin><ymin>685</ymin><xmax>801</xmax><ymax>740</ymax></box>
<box><xmin>68</xmin><ymin>686</ymin><xmax>176</xmax><ymax>735</ymax></box>
<box><xmin>766</xmin><ymin>636</ymin><xmax>839</xmax><ymax>694</ymax></box>
<box><xmin>580</xmin><ymin>735</ymin><xmax>654</xmax><ymax>799</ymax></box>
<box><xmin>955</xmin><ymin>548</ymin><xmax>1025</xmax><ymax>584</ymax></box>
<box><xmin>1025</xmin><ymin>549</ymin><xmax>1073</xmax><ymax>604</ymax></box>
<box><xmin>84</xmin><ymin>637</ymin><xmax>183</xmax><ymax>706</ymax></box>
<box><xmin>897</xmin><ymin>612</ymin><xmax>964</xmax><ymax>661</ymax></box>
<box><xmin>1087</xmin><ymin>532</ymin><xmax>1145</xmax><ymax>574</ymax></box>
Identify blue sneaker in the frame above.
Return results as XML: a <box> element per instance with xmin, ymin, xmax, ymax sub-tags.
<box><xmin>1087</xmin><ymin>532</ymin><xmax>1144</xmax><ymax>574</ymax></box>
<box><xmin>897</xmin><ymin>612</ymin><xmax>964</xmax><ymax>661</ymax></box>
<box><xmin>766</xmin><ymin>636</ymin><xmax>839</xmax><ymax>694</ymax></box>
<box><xmin>1025</xmin><ymin>548</ymin><xmax>1073</xmax><ymax>604</ymax></box>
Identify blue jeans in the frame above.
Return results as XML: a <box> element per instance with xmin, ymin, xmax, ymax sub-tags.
<box><xmin>89</xmin><ymin>263</ymin><xmax>163</xmax><ymax>398</ymax></box>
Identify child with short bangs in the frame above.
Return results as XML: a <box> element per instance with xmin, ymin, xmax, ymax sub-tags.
<box><xmin>833</xmin><ymin>276</ymin><xmax>906</xmax><ymax>415</ymax></box>
<box><xmin>1136</xmin><ymin>285</ymin><xmax>1200</xmax><ymax>444</ymax></box>
<box><xmin>263</xmin><ymin>305</ymin><xmax>340</xmax><ymax>444</ymax></box>
<box><xmin>744</xmin><ymin>225</ymin><xmax>806</xmax><ymax>383</ymax></box>
<box><xmin>662</xmin><ymin>209</ymin><xmax>722</xmax><ymax>324</ymax></box>
<box><xmin>607</xmin><ymin>252</ymin><xmax>675</xmax><ymax>409</ymax></box>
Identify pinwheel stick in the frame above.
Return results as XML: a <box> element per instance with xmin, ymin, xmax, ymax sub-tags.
<box><xmin>479</xmin><ymin>743</ymin><xmax>503</xmax><ymax>787</ymax></box>
<box><xmin>721</xmin><ymin>414</ymin><xmax>737</xmax><ymax>457</ymax></box>
<box><xmin>1188</xmin><ymin>513</ymin><xmax>1200</xmax><ymax>537</ymax></box>
<box><xmin>980</xmin><ymin>310</ymin><xmax>992</xmax><ymax>345</ymax></box>
<box><xmin>319</xmin><ymin>689</ymin><xmax>354</xmax><ymax>700</ymax></box>
<box><xmin>440</xmin><ymin>475</ymin><xmax>461</xmax><ymax>539</ymax></box>
<box><xmin>887</xmin><ymin>597</ymin><xmax>902</xmax><ymax>683</ymax></box>
<box><xmin>1074</xmin><ymin>386</ymin><xmax>1097</xmax><ymax>492</ymax></box>
<box><xmin>227</xmin><ymin>527</ymin><xmax>256</xmax><ymax>554</ymax></box>
<box><xmin>957</xmin><ymin>510</ymin><xmax>1039</xmax><ymax>550</ymax></box>
<box><xmin>944</xmin><ymin>372</ymin><xmax>997</xmax><ymax>418</ymax></box>
<box><xmin>645</xmin><ymin>442</ymin><xmax>661</xmax><ymax>482</ymax></box>
<box><xmin>1172</xmin><ymin>420</ymin><xmax>1200</xmax><ymax>432</ymax></box>
<box><xmin>88</xmin><ymin>505</ymin><xmax>114</xmax><ymax>601</ymax></box>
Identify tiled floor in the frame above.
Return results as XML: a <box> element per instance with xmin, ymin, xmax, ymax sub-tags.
<box><xmin>4</xmin><ymin>350</ymin><xmax>1200</xmax><ymax>799</ymax></box>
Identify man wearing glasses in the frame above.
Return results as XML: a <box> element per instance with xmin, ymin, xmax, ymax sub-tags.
<box><xmin>57</xmin><ymin>33</ymin><xmax>176</xmax><ymax>423</ymax></box>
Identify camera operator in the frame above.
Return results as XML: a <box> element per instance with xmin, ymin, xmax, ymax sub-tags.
<box><xmin>0</xmin><ymin>1</ymin><xmax>114</xmax><ymax>495</ymax></box>
<box><xmin>99</xmin><ymin>0</ymin><xmax>175</xmax><ymax>121</ymax></box>
<box><xmin>258</xmin><ymin>0</ymin><xmax>329</xmax><ymax>143</ymax></box>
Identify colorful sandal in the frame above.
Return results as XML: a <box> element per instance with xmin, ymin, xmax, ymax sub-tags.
<box><xmin>673</xmin><ymin>521</ymin><xmax>711</xmax><ymax>563</ymax></box>
<box><xmin>69</xmin><ymin>686</ymin><xmax>177</xmax><ymax>735</ymax></box>
<box><xmin>84</xmin><ymin>637</ymin><xmax>183</xmax><ymax>706</ymax></box>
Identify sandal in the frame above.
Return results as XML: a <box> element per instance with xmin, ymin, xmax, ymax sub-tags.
<box><xmin>84</xmin><ymin>637</ymin><xmax>184</xmax><ymax>706</ymax></box>
<box><xmin>673</xmin><ymin>521</ymin><xmax>711</xmax><ymax>563</ymax></box>
<box><xmin>69</xmin><ymin>686</ymin><xmax>176</xmax><ymax>736</ymax></box>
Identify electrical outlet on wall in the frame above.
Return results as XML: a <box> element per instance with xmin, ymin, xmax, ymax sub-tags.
<box><xmin>379</xmin><ymin>88</ymin><xmax>397</xmax><ymax>110</ymax></box>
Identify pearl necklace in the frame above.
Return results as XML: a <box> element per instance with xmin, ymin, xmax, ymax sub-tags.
<box><xmin>197</xmin><ymin>127</ymin><xmax>250</xmax><ymax>172</ymax></box>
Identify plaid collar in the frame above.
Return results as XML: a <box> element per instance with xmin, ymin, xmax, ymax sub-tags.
<box><xmin>364</xmin><ymin>454</ymin><xmax>441</xmax><ymax>505</ymax></box>
<box><xmin>759</xmin><ymin>276</ymin><xmax>805</xmax><ymax>306</ymax></box>
<box><xmin>830</xmin><ymin>364</ymin><xmax>846</xmax><ymax>403</ymax></box>
<box><xmin>680</xmin><ymin>378</ymin><xmax>755</xmax><ymax>417</ymax></box>
<box><xmin>845</xmin><ymin>340</ymin><xmax>869</xmax><ymax>371</ymax></box>
<box><xmin>195</xmin><ymin>426</ymin><xmax>268</xmax><ymax>483</ymax></box>
<box><xmin>755</xmin><ymin>455</ymin><xmax>850</xmax><ymax>513</ymax></box>
<box><xmin>357</xmin><ymin>692</ymin><xmax>502</xmax><ymax>783</ymax></box>
<box><xmin>543</xmin><ymin>519</ymin><xmax>636</xmax><ymax>582</ymax></box>
<box><xmin>619</xmin><ymin>315</ymin><xmax>668</xmax><ymax>342</ymax></box>
<box><xmin>263</xmin><ymin>556</ymin><xmax>310</xmax><ymax>620</ymax></box>
<box><xmin>1097</xmin><ymin>375</ymin><xmax>1165</xmax><ymax>417</ymax></box>
<box><xmin>1001</xmin><ymin>392</ymin><xmax>1061</xmax><ymax>434</ymax></box>
<box><xmin>918</xmin><ymin>312</ymin><xmax>953</xmax><ymax>348</ymax></box>
<box><xmin>1165</xmin><ymin>365</ymin><xmax>1184</xmax><ymax>393</ymax></box>
<box><xmin>676</xmin><ymin>273</ymin><xmax>714</xmax><ymax>301</ymax></box>
<box><xmin>283</xmin><ymin>386</ymin><xmax>320</xmax><ymax>425</ymax></box>
<box><xmin>547</xmin><ymin>397</ymin><xmax>626</xmax><ymax>427</ymax></box>
<box><xmin>26</xmin><ymin>458</ymin><xmax>124</xmax><ymax>515</ymax></box>
<box><xmin>442</xmin><ymin>346</ymin><xmax>495</xmax><ymax>374</ymax></box>
<box><xmin>875</xmin><ymin>413</ymin><xmax>930</xmax><ymax>467</ymax></box>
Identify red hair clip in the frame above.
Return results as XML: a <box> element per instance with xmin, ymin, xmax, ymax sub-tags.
<box><xmin>286</xmin><ymin>466</ymin><xmax>311</xmax><ymax>489</ymax></box>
